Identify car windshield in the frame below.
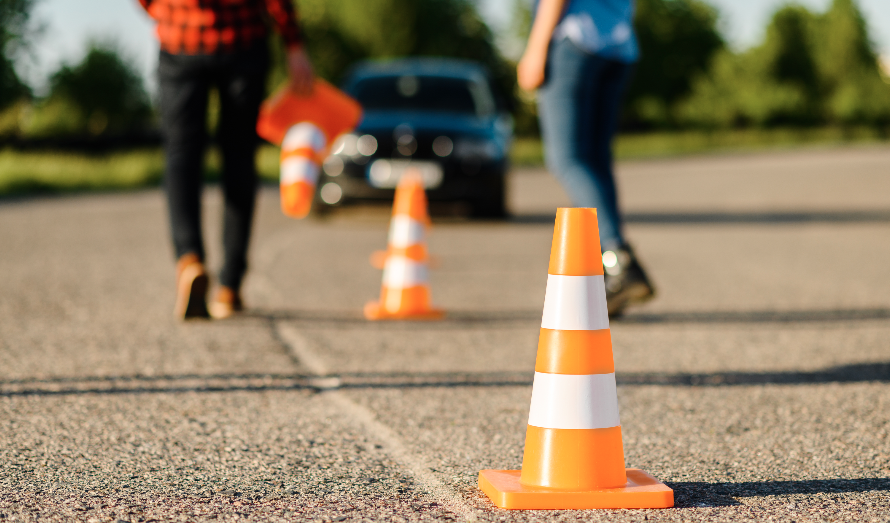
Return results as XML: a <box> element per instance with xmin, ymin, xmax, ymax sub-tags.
<box><xmin>351</xmin><ymin>75</ymin><xmax>494</xmax><ymax>117</ymax></box>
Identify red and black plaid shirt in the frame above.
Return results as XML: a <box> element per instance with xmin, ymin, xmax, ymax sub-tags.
<box><xmin>138</xmin><ymin>0</ymin><xmax>302</xmax><ymax>55</ymax></box>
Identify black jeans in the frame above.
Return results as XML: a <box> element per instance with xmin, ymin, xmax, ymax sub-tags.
<box><xmin>158</xmin><ymin>45</ymin><xmax>269</xmax><ymax>290</ymax></box>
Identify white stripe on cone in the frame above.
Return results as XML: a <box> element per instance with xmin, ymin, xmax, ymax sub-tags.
<box><xmin>540</xmin><ymin>274</ymin><xmax>610</xmax><ymax>331</ymax></box>
<box><xmin>527</xmin><ymin>372</ymin><xmax>620</xmax><ymax>430</ymax></box>
<box><xmin>382</xmin><ymin>256</ymin><xmax>429</xmax><ymax>288</ymax></box>
<box><xmin>280</xmin><ymin>157</ymin><xmax>320</xmax><ymax>185</ymax></box>
<box><xmin>388</xmin><ymin>215</ymin><xmax>426</xmax><ymax>248</ymax></box>
<box><xmin>282</xmin><ymin>122</ymin><xmax>326</xmax><ymax>153</ymax></box>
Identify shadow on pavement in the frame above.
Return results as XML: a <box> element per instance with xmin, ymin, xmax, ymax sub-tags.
<box><xmin>672</xmin><ymin>477</ymin><xmax>890</xmax><ymax>508</ymax></box>
<box><xmin>617</xmin><ymin>308</ymin><xmax>890</xmax><ymax>324</ymax></box>
<box><xmin>244</xmin><ymin>307</ymin><xmax>890</xmax><ymax>327</ymax></box>
<box><xmin>617</xmin><ymin>361</ymin><xmax>890</xmax><ymax>386</ymax></box>
<box><xmin>2</xmin><ymin>361</ymin><xmax>888</xmax><ymax>397</ymax></box>
<box><xmin>510</xmin><ymin>210</ymin><xmax>890</xmax><ymax>225</ymax></box>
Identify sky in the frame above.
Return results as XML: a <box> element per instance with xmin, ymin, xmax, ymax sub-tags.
<box><xmin>20</xmin><ymin>0</ymin><xmax>890</xmax><ymax>97</ymax></box>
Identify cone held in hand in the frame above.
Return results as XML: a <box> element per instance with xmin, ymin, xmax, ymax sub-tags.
<box><xmin>364</xmin><ymin>171</ymin><xmax>443</xmax><ymax>320</ymax></box>
<box><xmin>279</xmin><ymin>122</ymin><xmax>325</xmax><ymax>219</ymax></box>
<box><xmin>256</xmin><ymin>79</ymin><xmax>363</xmax><ymax>219</ymax></box>
<box><xmin>478</xmin><ymin>207</ymin><xmax>673</xmax><ymax>509</ymax></box>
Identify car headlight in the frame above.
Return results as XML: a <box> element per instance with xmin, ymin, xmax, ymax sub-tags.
<box><xmin>453</xmin><ymin>138</ymin><xmax>500</xmax><ymax>161</ymax></box>
<box><xmin>357</xmin><ymin>134</ymin><xmax>378</xmax><ymax>156</ymax></box>
<box><xmin>331</xmin><ymin>133</ymin><xmax>359</xmax><ymax>157</ymax></box>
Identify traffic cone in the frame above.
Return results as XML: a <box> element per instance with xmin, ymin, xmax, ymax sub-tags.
<box><xmin>478</xmin><ymin>208</ymin><xmax>673</xmax><ymax>510</ymax></box>
<box><xmin>256</xmin><ymin>79</ymin><xmax>363</xmax><ymax>219</ymax></box>
<box><xmin>279</xmin><ymin>122</ymin><xmax>326</xmax><ymax>219</ymax></box>
<box><xmin>364</xmin><ymin>172</ymin><xmax>444</xmax><ymax>320</ymax></box>
<box><xmin>369</xmin><ymin>168</ymin><xmax>431</xmax><ymax>270</ymax></box>
<box><xmin>257</xmin><ymin>79</ymin><xmax>363</xmax><ymax>147</ymax></box>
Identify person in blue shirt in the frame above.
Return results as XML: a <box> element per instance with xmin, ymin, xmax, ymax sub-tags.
<box><xmin>518</xmin><ymin>0</ymin><xmax>654</xmax><ymax>315</ymax></box>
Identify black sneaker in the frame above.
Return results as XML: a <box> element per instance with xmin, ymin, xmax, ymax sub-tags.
<box><xmin>602</xmin><ymin>244</ymin><xmax>655</xmax><ymax>316</ymax></box>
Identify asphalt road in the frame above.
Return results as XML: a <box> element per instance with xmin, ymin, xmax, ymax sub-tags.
<box><xmin>1</xmin><ymin>145</ymin><xmax>889</xmax><ymax>522</ymax></box>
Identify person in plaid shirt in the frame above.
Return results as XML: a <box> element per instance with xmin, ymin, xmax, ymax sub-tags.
<box><xmin>137</xmin><ymin>0</ymin><xmax>313</xmax><ymax>320</ymax></box>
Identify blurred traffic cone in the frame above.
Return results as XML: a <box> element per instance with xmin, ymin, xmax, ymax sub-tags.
<box><xmin>279</xmin><ymin>122</ymin><xmax>326</xmax><ymax>219</ymax></box>
<box><xmin>478</xmin><ymin>208</ymin><xmax>673</xmax><ymax>510</ymax></box>
<box><xmin>364</xmin><ymin>171</ymin><xmax>444</xmax><ymax>320</ymax></box>
<box><xmin>369</xmin><ymin>169</ymin><xmax>431</xmax><ymax>269</ymax></box>
<box><xmin>257</xmin><ymin>79</ymin><xmax>362</xmax><ymax>147</ymax></box>
<box><xmin>256</xmin><ymin>79</ymin><xmax>363</xmax><ymax>219</ymax></box>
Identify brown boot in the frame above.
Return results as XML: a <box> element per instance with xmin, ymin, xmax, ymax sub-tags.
<box><xmin>208</xmin><ymin>286</ymin><xmax>244</xmax><ymax>319</ymax></box>
<box><xmin>174</xmin><ymin>253</ymin><xmax>209</xmax><ymax>319</ymax></box>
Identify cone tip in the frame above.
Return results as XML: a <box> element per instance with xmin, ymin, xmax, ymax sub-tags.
<box><xmin>548</xmin><ymin>207</ymin><xmax>603</xmax><ymax>276</ymax></box>
<box><xmin>556</xmin><ymin>207</ymin><xmax>597</xmax><ymax>216</ymax></box>
<box><xmin>392</xmin><ymin>170</ymin><xmax>429</xmax><ymax>220</ymax></box>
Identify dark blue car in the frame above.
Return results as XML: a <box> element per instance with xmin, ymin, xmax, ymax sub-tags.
<box><xmin>315</xmin><ymin>58</ymin><xmax>513</xmax><ymax>217</ymax></box>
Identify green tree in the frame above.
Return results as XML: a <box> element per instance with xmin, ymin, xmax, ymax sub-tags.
<box><xmin>272</xmin><ymin>0</ymin><xmax>514</xmax><ymax>108</ymax></box>
<box><xmin>684</xmin><ymin>6</ymin><xmax>822</xmax><ymax>126</ymax></box>
<box><xmin>623</xmin><ymin>0</ymin><xmax>724</xmax><ymax>128</ymax></box>
<box><xmin>0</xmin><ymin>0</ymin><xmax>35</xmax><ymax>108</ymax></box>
<box><xmin>679</xmin><ymin>0</ymin><xmax>890</xmax><ymax>128</ymax></box>
<box><xmin>813</xmin><ymin>0</ymin><xmax>890</xmax><ymax>123</ymax></box>
<box><xmin>28</xmin><ymin>42</ymin><xmax>152</xmax><ymax>136</ymax></box>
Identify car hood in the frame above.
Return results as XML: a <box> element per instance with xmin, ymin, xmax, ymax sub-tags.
<box><xmin>356</xmin><ymin>111</ymin><xmax>493</xmax><ymax>138</ymax></box>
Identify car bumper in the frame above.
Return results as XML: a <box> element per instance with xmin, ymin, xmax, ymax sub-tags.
<box><xmin>319</xmin><ymin>159</ymin><xmax>506</xmax><ymax>203</ymax></box>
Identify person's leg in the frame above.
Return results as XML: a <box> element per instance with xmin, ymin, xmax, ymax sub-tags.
<box><xmin>159</xmin><ymin>52</ymin><xmax>210</xmax><ymax>262</ymax></box>
<box><xmin>539</xmin><ymin>42</ymin><xmax>653</xmax><ymax>314</ymax></box>
<box><xmin>586</xmin><ymin>60</ymin><xmax>634</xmax><ymax>252</ymax></box>
<box><xmin>537</xmin><ymin>39</ymin><xmax>624</xmax><ymax>249</ymax></box>
<box><xmin>159</xmin><ymin>52</ymin><xmax>211</xmax><ymax>318</ymax></box>
<box><xmin>214</xmin><ymin>45</ymin><xmax>269</xmax><ymax>295</ymax></box>
<box><xmin>586</xmin><ymin>60</ymin><xmax>654</xmax><ymax>312</ymax></box>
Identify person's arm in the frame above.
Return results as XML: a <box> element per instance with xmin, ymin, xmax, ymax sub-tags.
<box><xmin>263</xmin><ymin>0</ymin><xmax>314</xmax><ymax>95</ymax></box>
<box><xmin>517</xmin><ymin>0</ymin><xmax>568</xmax><ymax>91</ymax></box>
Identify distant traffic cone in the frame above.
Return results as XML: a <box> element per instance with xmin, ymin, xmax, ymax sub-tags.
<box><xmin>364</xmin><ymin>172</ymin><xmax>444</xmax><ymax>320</ymax></box>
<box><xmin>369</xmin><ymin>169</ymin><xmax>430</xmax><ymax>270</ymax></box>
<box><xmin>478</xmin><ymin>208</ymin><xmax>673</xmax><ymax>510</ymax></box>
<box><xmin>279</xmin><ymin>122</ymin><xmax>326</xmax><ymax>219</ymax></box>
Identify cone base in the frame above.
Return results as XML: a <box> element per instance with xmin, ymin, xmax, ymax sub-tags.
<box><xmin>478</xmin><ymin>469</ymin><xmax>673</xmax><ymax>510</ymax></box>
<box><xmin>363</xmin><ymin>301</ymin><xmax>445</xmax><ymax>321</ymax></box>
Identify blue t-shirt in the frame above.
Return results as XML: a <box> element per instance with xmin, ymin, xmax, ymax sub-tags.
<box><xmin>535</xmin><ymin>0</ymin><xmax>639</xmax><ymax>62</ymax></box>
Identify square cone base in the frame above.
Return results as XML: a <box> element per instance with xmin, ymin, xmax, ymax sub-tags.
<box><xmin>478</xmin><ymin>469</ymin><xmax>673</xmax><ymax>510</ymax></box>
<box><xmin>363</xmin><ymin>301</ymin><xmax>445</xmax><ymax>321</ymax></box>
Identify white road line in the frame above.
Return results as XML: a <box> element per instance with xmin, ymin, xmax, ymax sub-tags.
<box><xmin>276</xmin><ymin>323</ymin><xmax>330</xmax><ymax>376</ymax></box>
<box><xmin>324</xmin><ymin>392</ymin><xmax>478</xmax><ymax>520</ymax></box>
<box><xmin>274</xmin><ymin>322</ymin><xmax>479</xmax><ymax>521</ymax></box>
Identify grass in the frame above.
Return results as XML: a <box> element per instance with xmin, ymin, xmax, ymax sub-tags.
<box><xmin>511</xmin><ymin>125</ymin><xmax>890</xmax><ymax>166</ymax></box>
<box><xmin>0</xmin><ymin>149</ymin><xmax>165</xmax><ymax>195</ymax></box>
<box><xmin>0</xmin><ymin>146</ymin><xmax>282</xmax><ymax>197</ymax></box>
<box><xmin>1</xmin><ymin>126</ymin><xmax>888</xmax><ymax>196</ymax></box>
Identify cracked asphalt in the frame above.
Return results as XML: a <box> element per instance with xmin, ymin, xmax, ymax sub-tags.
<box><xmin>1</xmin><ymin>145</ymin><xmax>889</xmax><ymax>522</ymax></box>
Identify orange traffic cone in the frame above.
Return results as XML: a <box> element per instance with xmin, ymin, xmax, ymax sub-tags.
<box><xmin>257</xmin><ymin>79</ymin><xmax>363</xmax><ymax>147</ymax></box>
<box><xmin>478</xmin><ymin>208</ymin><xmax>673</xmax><ymax>510</ymax></box>
<box><xmin>256</xmin><ymin>80</ymin><xmax>363</xmax><ymax>219</ymax></box>
<box><xmin>279</xmin><ymin>122</ymin><xmax>326</xmax><ymax>218</ymax></box>
<box><xmin>364</xmin><ymin>172</ymin><xmax>444</xmax><ymax>320</ymax></box>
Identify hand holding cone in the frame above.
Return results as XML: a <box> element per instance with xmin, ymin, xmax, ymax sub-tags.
<box><xmin>478</xmin><ymin>208</ymin><xmax>673</xmax><ymax>509</ymax></box>
<box><xmin>364</xmin><ymin>170</ymin><xmax>444</xmax><ymax>320</ymax></box>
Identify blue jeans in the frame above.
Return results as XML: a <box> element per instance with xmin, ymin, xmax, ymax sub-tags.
<box><xmin>538</xmin><ymin>38</ymin><xmax>633</xmax><ymax>251</ymax></box>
